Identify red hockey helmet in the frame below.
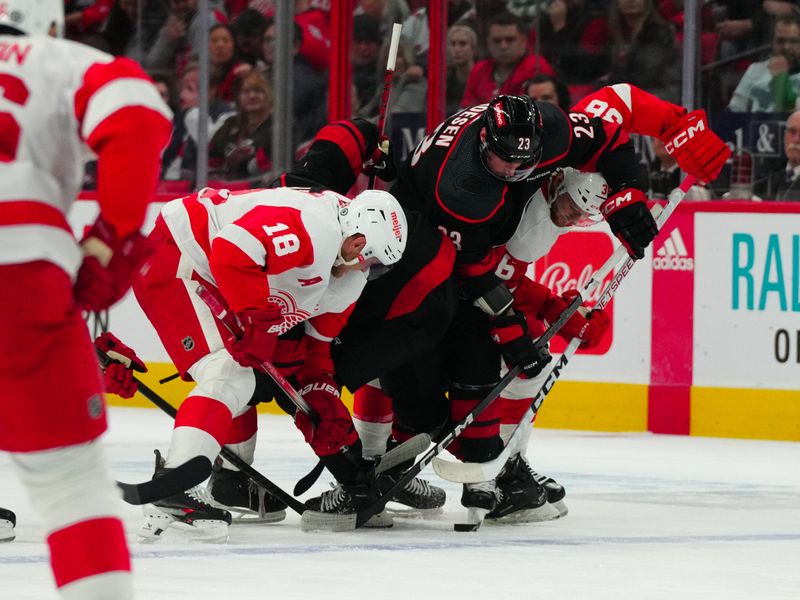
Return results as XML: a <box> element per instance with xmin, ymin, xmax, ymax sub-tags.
<box><xmin>480</xmin><ymin>95</ymin><xmax>543</xmax><ymax>182</ymax></box>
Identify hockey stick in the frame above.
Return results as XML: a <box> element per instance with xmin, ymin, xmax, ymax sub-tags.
<box><xmin>432</xmin><ymin>176</ymin><xmax>697</xmax><ymax>484</ymax></box>
<box><xmin>97</xmin><ymin>348</ymin><xmax>308</xmax><ymax>513</ymax></box>
<box><xmin>367</xmin><ymin>22</ymin><xmax>402</xmax><ymax>190</ymax></box>
<box><xmin>195</xmin><ymin>284</ymin><xmax>318</xmax><ymax>423</ymax></box>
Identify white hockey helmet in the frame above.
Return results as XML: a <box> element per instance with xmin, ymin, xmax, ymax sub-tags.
<box><xmin>0</xmin><ymin>0</ymin><xmax>64</xmax><ymax>37</ymax></box>
<box><xmin>337</xmin><ymin>189</ymin><xmax>408</xmax><ymax>267</ymax></box>
<box><xmin>549</xmin><ymin>167</ymin><xmax>608</xmax><ymax>227</ymax></box>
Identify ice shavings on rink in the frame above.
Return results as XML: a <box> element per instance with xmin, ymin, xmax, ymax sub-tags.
<box><xmin>2</xmin><ymin>407</ymin><xmax>799</xmax><ymax>600</ymax></box>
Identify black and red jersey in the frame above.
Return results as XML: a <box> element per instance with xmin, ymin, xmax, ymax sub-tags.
<box><xmin>391</xmin><ymin>96</ymin><xmax>649</xmax><ymax>285</ymax></box>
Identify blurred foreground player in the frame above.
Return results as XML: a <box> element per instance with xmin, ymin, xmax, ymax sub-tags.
<box><xmin>0</xmin><ymin>1</ymin><xmax>171</xmax><ymax>597</ymax></box>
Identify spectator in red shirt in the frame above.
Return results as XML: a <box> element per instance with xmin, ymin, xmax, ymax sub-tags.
<box><xmin>460</xmin><ymin>11</ymin><xmax>556</xmax><ymax>107</ymax></box>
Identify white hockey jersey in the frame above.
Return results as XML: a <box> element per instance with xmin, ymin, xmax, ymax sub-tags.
<box><xmin>161</xmin><ymin>187</ymin><xmax>368</xmax><ymax>341</ymax></box>
<box><xmin>495</xmin><ymin>186</ymin><xmax>570</xmax><ymax>287</ymax></box>
<box><xmin>0</xmin><ymin>35</ymin><xmax>172</xmax><ymax>277</ymax></box>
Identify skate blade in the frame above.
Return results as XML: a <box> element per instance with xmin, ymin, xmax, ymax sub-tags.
<box><xmin>138</xmin><ymin>505</ymin><xmax>229</xmax><ymax>543</ymax></box>
<box><xmin>550</xmin><ymin>499</ymin><xmax>568</xmax><ymax>518</ymax></box>
<box><xmin>485</xmin><ymin>502</ymin><xmax>561</xmax><ymax>524</ymax></box>
<box><xmin>300</xmin><ymin>510</ymin><xmax>393</xmax><ymax>532</ymax></box>
<box><xmin>454</xmin><ymin>507</ymin><xmax>488</xmax><ymax>532</ymax></box>
<box><xmin>229</xmin><ymin>508</ymin><xmax>287</xmax><ymax>524</ymax></box>
<box><xmin>385</xmin><ymin>503</ymin><xmax>444</xmax><ymax>519</ymax></box>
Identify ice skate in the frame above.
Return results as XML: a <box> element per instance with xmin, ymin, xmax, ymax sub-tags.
<box><xmin>532</xmin><ymin>468</ymin><xmax>568</xmax><ymax>518</ymax></box>
<box><xmin>0</xmin><ymin>507</ymin><xmax>16</xmax><ymax>542</ymax></box>
<box><xmin>455</xmin><ymin>480</ymin><xmax>499</xmax><ymax>532</ymax></box>
<box><xmin>208</xmin><ymin>466</ymin><xmax>287</xmax><ymax>523</ymax></box>
<box><xmin>387</xmin><ymin>475</ymin><xmax>446</xmax><ymax>516</ymax></box>
<box><xmin>379</xmin><ymin>460</ymin><xmax>446</xmax><ymax>516</ymax></box>
<box><xmin>138</xmin><ymin>450</ymin><xmax>232</xmax><ymax>543</ymax></box>
<box><xmin>486</xmin><ymin>454</ymin><xmax>558</xmax><ymax>524</ymax></box>
<box><xmin>301</xmin><ymin>481</ymin><xmax>393</xmax><ymax>531</ymax></box>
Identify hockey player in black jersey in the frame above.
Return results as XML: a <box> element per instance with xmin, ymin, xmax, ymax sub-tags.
<box><xmin>367</xmin><ymin>88</ymin><xmax>730</xmax><ymax>520</ymax></box>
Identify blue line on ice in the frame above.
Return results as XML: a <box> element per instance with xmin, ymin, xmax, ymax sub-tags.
<box><xmin>2</xmin><ymin>532</ymin><xmax>799</xmax><ymax>565</ymax></box>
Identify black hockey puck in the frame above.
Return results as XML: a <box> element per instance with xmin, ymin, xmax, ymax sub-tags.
<box><xmin>454</xmin><ymin>522</ymin><xmax>480</xmax><ymax>532</ymax></box>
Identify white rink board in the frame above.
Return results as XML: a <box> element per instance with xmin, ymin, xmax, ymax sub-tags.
<box><xmin>694</xmin><ymin>212</ymin><xmax>800</xmax><ymax>390</ymax></box>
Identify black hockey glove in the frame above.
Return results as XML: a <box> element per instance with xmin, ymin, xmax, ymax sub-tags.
<box><xmin>490</xmin><ymin>311</ymin><xmax>552</xmax><ymax>378</ymax></box>
<box><xmin>603</xmin><ymin>190</ymin><xmax>658</xmax><ymax>260</ymax></box>
<box><xmin>363</xmin><ymin>137</ymin><xmax>397</xmax><ymax>182</ymax></box>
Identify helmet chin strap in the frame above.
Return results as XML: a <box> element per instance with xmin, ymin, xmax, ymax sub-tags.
<box><xmin>333</xmin><ymin>251</ymin><xmax>363</xmax><ymax>268</ymax></box>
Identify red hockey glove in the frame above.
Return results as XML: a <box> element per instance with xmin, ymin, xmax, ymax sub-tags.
<box><xmin>511</xmin><ymin>277</ymin><xmax>552</xmax><ymax>323</ymax></box>
<box><xmin>95</xmin><ymin>332</ymin><xmax>147</xmax><ymax>399</ymax></box>
<box><xmin>294</xmin><ymin>374</ymin><xmax>358</xmax><ymax>457</ymax></box>
<box><xmin>362</xmin><ymin>137</ymin><xmax>397</xmax><ymax>182</ymax></box>
<box><xmin>661</xmin><ymin>109</ymin><xmax>731</xmax><ymax>185</ymax></box>
<box><xmin>541</xmin><ymin>290</ymin><xmax>610</xmax><ymax>349</ymax></box>
<box><xmin>490</xmin><ymin>311</ymin><xmax>552</xmax><ymax>378</ymax></box>
<box><xmin>601</xmin><ymin>188</ymin><xmax>658</xmax><ymax>260</ymax></box>
<box><xmin>225</xmin><ymin>308</ymin><xmax>282</xmax><ymax>368</ymax></box>
<box><xmin>74</xmin><ymin>215</ymin><xmax>153</xmax><ymax>311</ymax></box>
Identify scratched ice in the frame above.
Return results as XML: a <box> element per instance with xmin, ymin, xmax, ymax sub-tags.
<box><xmin>2</xmin><ymin>407</ymin><xmax>798</xmax><ymax>599</ymax></box>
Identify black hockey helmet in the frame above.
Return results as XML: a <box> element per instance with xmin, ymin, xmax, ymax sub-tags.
<box><xmin>480</xmin><ymin>94</ymin><xmax>543</xmax><ymax>182</ymax></box>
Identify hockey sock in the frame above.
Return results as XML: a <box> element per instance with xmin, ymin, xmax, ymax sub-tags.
<box><xmin>220</xmin><ymin>406</ymin><xmax>258</xmax><ymax>470</ymax></box>
<box><xmin>352</xmin><ymin>380</ymin><xmax>393</xmax><ymax>457</ymax></box>
<box><xmin>168</xmin><ymin>395</ymin><xmax>233</xmax><ymax>467</ymax></box>
<box><xmin>11</xmin><ymin>442</ymin><xmax>133</xmax><ymax>600</ymax></box>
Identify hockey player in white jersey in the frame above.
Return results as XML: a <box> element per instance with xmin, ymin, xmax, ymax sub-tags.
<box><xmin>119</xmin><ymin>185</ymin><xmax>407</xmax><ymax>540</ymax></box>
<box><xmin>0</xmin><ymin>0</ymin><xmax>172</xmax><ymax>597</ymax></box>
<box><xmin>485</xmin><ymin>167</ymin><xmax>612</xmax><ymax>523</ymax></box>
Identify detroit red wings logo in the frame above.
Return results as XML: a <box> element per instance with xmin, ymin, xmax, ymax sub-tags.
<box><xmin>268</xmin><ymin>290</ymin><xmax>311</xmax><ymax>333</ymax></box>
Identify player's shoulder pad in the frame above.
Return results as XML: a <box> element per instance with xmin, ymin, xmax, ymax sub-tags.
<box><xmin>437</xmin><ymin>123</ymin><xmax>509</xmax><ymax>223</ymax></box>
<box><xmin>537</xmin><ymin>102</ymin><xmax>572</xmax><ymax>167</ymax></box>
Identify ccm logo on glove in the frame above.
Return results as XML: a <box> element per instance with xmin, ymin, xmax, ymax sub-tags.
<box><xmin>601</xmin><ymin>189</ymin><xmax>635</xmax><ymax>216</ymax></box>
<box><xmin>664</xmin><ymin>120</ymin><xmax>705</xmax><ymax>153</ymax></box>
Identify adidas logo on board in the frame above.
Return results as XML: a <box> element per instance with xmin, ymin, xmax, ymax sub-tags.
<box><xmin>653</xmin><ymin>228</ymin><xmax>694</xmax><ymax>271</ymax></box>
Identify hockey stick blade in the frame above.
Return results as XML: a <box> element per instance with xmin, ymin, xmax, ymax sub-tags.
<box><xmin>375</xmin><ymin>433</ymin><xmax>431</xmax><ymax>474</ymax></box>
<box><xmin>117</xmin><ymin>456</ymin><xmax>213</xmax><ymax>505</ymax></box>
<box><xmin>98</xmin><ymin>347</ymin><xmax>306</xmax><ymax>513</ymax></box>
<box><xmin>430</xmin><ymin>177</ymin><xmax>697</xmax><ymax>483</ymax></box>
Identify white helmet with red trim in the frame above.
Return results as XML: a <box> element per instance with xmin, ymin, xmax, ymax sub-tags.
<box><xmin>548</xmin><ymin>167</ymin><xmax>608</xmax><ymax>227</ymax></box>
<box><xmin>337</xmin><ymin>189</ymin><xmax>408</xmax><ymax>267</ymax></box>
<box><xmin>0</xmin><ymin>0</ymin><xmax>64</xmax><ymax>37</ymax></box>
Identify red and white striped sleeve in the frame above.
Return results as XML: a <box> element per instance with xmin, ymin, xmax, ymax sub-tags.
<box><xmin>73</xmin><ymin>57</ymin><xmax>173</xmax><ymax>238</ymax></box>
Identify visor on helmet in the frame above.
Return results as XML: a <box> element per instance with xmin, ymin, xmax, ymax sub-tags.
<box><xmin>480</xmin><ymin>95</ymin><xmax>543</xmax><ymax>182</ymax></box>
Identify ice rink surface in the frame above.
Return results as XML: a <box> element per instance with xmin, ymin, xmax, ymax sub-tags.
<box><xmin>1</xmin><ymin>407</ymin><xmax>799</xmax><ymax>599</ymax></box>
